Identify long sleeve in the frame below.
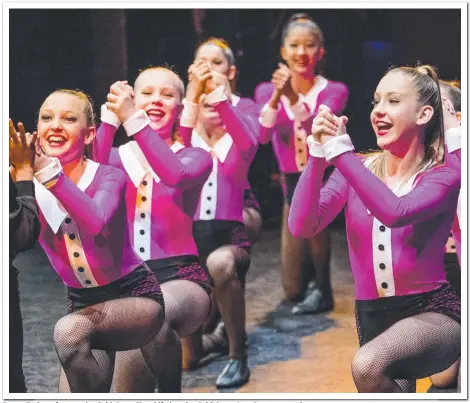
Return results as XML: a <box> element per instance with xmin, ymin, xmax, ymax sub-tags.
<box><xmin>9</xmin><ymin>177</ymin><xmax>41</xmax><ymax>253</ymax></box>
<box><xmin>330</xmin><ymin>149</ymin><xmax>460</xmax><ymax>228</ymax></box>
<box><xmin>48</xmin><ymin>168</ymin><xmax>127</xmax><ymax>236</ymax></box>
<box><xmin>254</xmin><ymin>82</ymin><xmax>277</xmax><ymax>144</ymax></box>
<box><xmin>121</xmin><ymin>111</ymin><xmax>213</xmax><ymax>188</ymax></box>
<box><xmin>288</xmin><ymin>157</ymin><xmax>349</xmax><ymax>238</ymax></box>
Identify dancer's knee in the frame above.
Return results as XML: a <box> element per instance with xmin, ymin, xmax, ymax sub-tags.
<box><xmin>207</xmin><ymin>248</ymin><xmax>238</xmax><ymax>288</ymax></box>
<box><xmin>53</xmin><ymin>315</ymin><xmax>91</xmax><ymax>362</ymax></box>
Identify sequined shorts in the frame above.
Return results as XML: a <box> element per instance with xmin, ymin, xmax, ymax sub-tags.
<box><xmin>146</xmin><ymin>255</ymin><xmax>212</xmax><ymax>296</ymax></box>
<box><xmin>355</xmin><ymin>284</ymin><xmax>461</xmax><ymax>346</ymax></box>
<box><xmin>66</xmin><ymin>264</ymin><xmax>164</xmax><ymax>313</ymax></box>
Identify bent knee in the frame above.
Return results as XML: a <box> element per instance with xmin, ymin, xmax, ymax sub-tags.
<box><xmin>207</xmin><ymin>248</ymin><xmax>238</xmax><ymax>286</ymax></box>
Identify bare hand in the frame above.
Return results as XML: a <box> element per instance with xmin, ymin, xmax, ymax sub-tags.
<box><xmin>105</xmin><ymin>81</ymin><xmax>136</xmax><ymax>123</ymax></box>
<box><xmin>207</xmin><ymin>70</ymin><xmax>232</xmax><ymax>99</ymax></box>
<box><xmin>271</xmin><ymin>63</ymin><xmax>297</xmax><ymax>104</ymax></box>
<box><xmin>187</xmin><ymin>60</ymin><xmax>212</xmax><ymax>103</ymax></box>
<box><xmin>9</xmin><ymin>119</ymin><xmax>37</xmax><ymax>170</ymax></box>
<box><xmin>311</xmin><ymin>105</ymin><xmax>348</xmax><ymax>144</ymax></box>
<box><xmin>33</xmin><ymin>140</ymin><xmax>53</xmax><ymax>172</ymax></box>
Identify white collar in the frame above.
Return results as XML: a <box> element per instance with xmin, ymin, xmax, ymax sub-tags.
<box><xmin>118</xmin><ymin>140</ymin><xmax>185</xmax><ymax>188</ymax></box>
<box><xmin>231</xmin><ymin>94</ymin><xmax>241</xmax><ymax>107</ymax></box>
<box><xmin>34</xmin><ymin>159</ymin><xmax>100</xmax><ymax>234</ymax></box>
<box><xmin>281</xmin><ymin>76</ymin><xmax>328</xmax><ymax>120</ymax></box>
<box><xmin>191</xmin><ymin>130</ymin><xmax>233</xmax><ymax>163</ymax></box>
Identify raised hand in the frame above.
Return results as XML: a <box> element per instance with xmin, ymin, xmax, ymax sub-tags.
<box><xmin>186</xmin><ymin>59</ymin><xmax>212</xmax><ymax>103</ymax></box>
<box><xmin>9</xmin><ymin>119</ymin><xmax>36</xmax><ymax>168</ymax></box>
<box><xmin>272</xmin><ymin>63</ymin><xmax>297</xmax><ymax>103</ymax></box>
<box><xmin>105</xmin><ymin>80</ymin><xmax>136</xmax><ymax>123</ymax></box>
<box><xmin>311</xmin><ymin>105</ymin><xmax>348</xmax><ymax>144</ymax></box>
<box><xmin>207</xmin><ymin>70</ymin><xmax>232</xmax><ymax>99</ymax></box>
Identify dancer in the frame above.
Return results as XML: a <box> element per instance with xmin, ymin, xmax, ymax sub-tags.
<box><xmin>289</xmin><ymin>65</ymin><xmax>461</xmax><ymax>393</ymax></box>
<box><xmin>9</xmin><ymin>120</ymin><xmax>41</xmax><ymax>392</ymax></box>
<box><xmin>255</xmin><ymin>13</ymin><xmax>349</xmax><ymax>314</ymax></box>
<box><xmin>31</xmin><ymin>89</ymin><xmax>165</xmax><ymax>393</ymax></box>
<box><xmin>181</xmin><ymin>38</ymin><xmax>262</xmax><ymax>365</ymax></box>
<box><xmin>181</xmin><ymin>58</ymin><xmax>258</xmax><ymax>388</ymax></box>
<box><xmin>92</xmin><ymin>67</ymin><xmax>213</xmax><ymax>393</ymax></box>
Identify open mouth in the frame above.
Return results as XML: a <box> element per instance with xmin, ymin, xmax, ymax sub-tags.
<box><xmin>46</xmin><ymin>134</ymin><xmax>67</xmax><ymax>147</ymax></box>
<box><xmin>147</xmin><ymin>109</ymin><xmax>165</xmax><ymax>121</ymax></box>
<box><xmin>376</xmin><ymin>121</ymin><xmax>393</xmax><ymax>136</ymax></box>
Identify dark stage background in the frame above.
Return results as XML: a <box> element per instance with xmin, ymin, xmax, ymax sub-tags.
<box><xmin>9</xmin><ymin>8</ymin><xmax>461</xmax><ymax>222</ymax></box>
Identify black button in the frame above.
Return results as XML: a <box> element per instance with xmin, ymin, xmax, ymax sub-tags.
<box><xmin>451</xmin><ymin>245</ymin><xmax>456</xmax><ymax>249</ymax></box>
<box><xmin>77</xmin><ymin>267</ymin><xmax>84</xmax><ymax>272</ymax></box>
<box><xmin>141</xmin><ymin>213</ymin><xmax>146</xmax><ymax>218</ymax></box>
<box><xmin>140</xmin><ymin>247</ymin><xmax>145</xmax><ymax>253</ymax></box>
<box><xmin>206</xmin><ymin>210</ymin><xmax>211</xmax><ymax>215</ymax></box>
<box><xmin>449</xmin><ymin>233</ymin><xmax>453</xmax><ymax>238</ymax></box>
<box><xmin>85</xmin><ymin>280</ymin><xmax>91</xmax><ymax>284</ymax></box>
<box><xmin>298</xmin><ymin>149</ymin><xmax>303</xmax><ymax>153</ymax></box>
<box><xmin>69</xmin><ymin>234</ymin><xmax>76</xmax><ymax>240</ymax></box>
<box><xmin>379</xmin><ymin>263</ymin><xmax>386</xmax><ymax>270</ymax></box>
<box><xmin>73</xmin><ymin>252</ymin><xmax>80</xmax><ymax>258</ymax></box>
<box><xmin>378</xmin><ymin>244</ymin><xmax>385</xmax><ymax>251</ymax></box>
<box><xmin>300</xmin><ymin>163</ymin><xmax>305</xmax><ymax>167</ymax></box>
<box><xmin>142</xmin><ymin>196</ymin><xmax>147</xmax><ymax>202</ymax></box>
<box><xmin>207</xmin><ymin>196</ymin><xmax>212</xmax><ymax>201</ymax></box>
<box><xmin>143</xmin><ymin>180</ymin><xmax>148</xmax><ymax>186</ymax></box>
<box><xmin>297</xmin><ymin>137</ymin><xmax>302</xmax><ymax>141</ymax></box>
<box><xmin>379</xmin><ymin>225</ymin><xmax>386</xmax><ymax>232</ymax></box>
<box><xmin>65</xmin><ymin>218</ymin><xmax>72</xmax><ymax>224</ymax></box>
<box><xmin>140</xmin><ymin>229</ymin><xmax>145</xmax><ymax>235</ymax></box>
<box><xmin>381</xmin><ymin>282</ymin><xmax>388</xmax><ymax>289</ymax></box>
<box><xmin>208</xmin><ymin>182</ymin><xmax>213</xmax><ymax>187</ymax></box>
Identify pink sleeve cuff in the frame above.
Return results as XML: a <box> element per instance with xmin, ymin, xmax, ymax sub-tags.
<box><xmin>322</xmin><ymin>134</ymin><xmax>355</xmax><ymax>162</ymax></box>
<box><xmin>307</xmin><ymin>135</ymin><xmax>324</xmax><ymax>158</ymax></box>
<box><xmin>123</xmin><ymin>109</ymin><xmax>151</xmax><ymax>137</ymax></box>
<box><xmin>100</xmin><ymin>105</ymin><xmax>121</xmax><ymax>128</ymax></box>
<box><xmin>259</xmin><ymin>103</ymin><xmax>280</xmax><ymax>128</ymax></box>
<box><xmin>180</xmin><ymin>99</ymin><xmax>199</xmax><ymax>128</ymax></box>
<box><xmin>34</xmin><ymin>158</ymin><xmax>63</xmax><ymax>184</ymax></box>
<box><xmin>445</xmin><ymin>127</ymin><xmax>461</xmax><ymax>153</ymax></box>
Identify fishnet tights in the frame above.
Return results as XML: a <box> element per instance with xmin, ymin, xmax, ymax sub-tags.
<box><xmin>112</xmin><ymin>280</ymin><xmax>210</xmax><ymax>393</ymax></box>
<box><xmin>352</xmin><ymin>312</ymin><xmax>460</xmax><ymax>393</ymax></box>
<box><xmin>54</xmin><ymin>297</ymin><xmax>164</xmax><ymax>393</ymax></box>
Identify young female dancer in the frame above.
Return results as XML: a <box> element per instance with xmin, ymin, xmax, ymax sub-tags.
<box><xmin>182</xmin><ymin>37</ymin><xmax>262</xmax><ymax>363</ymax></box>
<box><xmin>180</xmin><ymin>57</ymin><xmax>258</xmax><ymax>388</ymax></box>
<box><xmin>30</xmin><ymin>89</ymin><xmax>165</xmax><ymax>393</ymax></box>
<box><xmin>92</xmin><ymin>67</ymin><xmax>213</xmax><ymax>392</ymax></box>
<box><xmin>255</xmin><ymin>13</ymin><xmax>349</xmax><ymax>314</ymax></box>
<box><xmin>289</xmin><ymin>65</ymin><xmax>461</xmax><ymax>393</ymax></box>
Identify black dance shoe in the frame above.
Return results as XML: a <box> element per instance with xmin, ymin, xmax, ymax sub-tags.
<box><xmin>216</xmin><ymin>358</ymin><xmax>250</xmax><ymax>389</ymax></box>
<box><xmin>291</xmin><ymin>287</ymin><xmax>334</xmax><ymax>315</ymax></box>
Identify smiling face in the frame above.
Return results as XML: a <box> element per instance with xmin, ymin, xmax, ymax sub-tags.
<box><xmin>38</xmin><ymin>92</ymin><xmax>95</xmax><ymax>163</ymax></box>
<box><xmin>134</xmin><ymin>69</ymin><xmax>183</xmax><ymax>134</ymax></box>
<box><xmin>281</xmin><ymin>25</ymin><xmax>324</xmax><ymax>78</ymax></box>
<box><xmin>370</xmin><ymin>70</ymin><xmax>434</xmax><ymax>155</ymax></box>
<box><xmin>195</xmin><ymin>42</ymin><xmax>236</xmax><ymax>81</ymax></box>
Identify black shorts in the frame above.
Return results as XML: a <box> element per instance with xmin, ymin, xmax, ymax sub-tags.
<box><xmin>355</xmin><ymin>284</ymin><xmax>460</xmax><ymax>346</ymax></box>
<box><xmin>146</xmin><ymin>255</ymin><xmax>212</xmax><ymax>296</ymax></box>
<box><xmin>444</xmin><ymin>252</ymin><xmax>461</xmax><ymax>297</ymax></box>
<box><xmin>193</xmin><ymin>220</ymin><xmax>251</xmax><ymax>282</ymax></box>
<box><xmin>281</xmin><ymin>166</ymin><xmax>335</xmax><ymax>205</ymax></box>
<box><xmin>66</xmin><ymin>264</ymin><xmax>164</xmax><ymax>313</ymax></box>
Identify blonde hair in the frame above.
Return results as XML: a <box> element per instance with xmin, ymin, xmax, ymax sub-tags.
<box><xmin>196</xmin><ymin>37</ymin><xmax>235</xmax><ymax>67</ymax></box>
<box><xmin>136</xmin><ymin>65</ymin><xmax>185</xmax><ymax>102</ymax></box>
<box><xmin>366</xmin><ymin>64</ymin><xmax>445</xmax><ymax>181</ymax></box>
<box><xmin>48</xmin><ymin>89</ymin><xmax>96</xmax><ymax>127</ymax></box>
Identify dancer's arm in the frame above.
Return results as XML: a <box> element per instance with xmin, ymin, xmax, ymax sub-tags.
<box><xmin>92</xmin><ymin>105</ymin><xmax>122</xmax><ymax>167</ymax></box>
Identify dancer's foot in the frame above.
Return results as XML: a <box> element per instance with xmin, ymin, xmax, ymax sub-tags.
<box><xmin>292</xmin><ymin>287</ymin><xmax>334</xmax><ymax>315</ymax></box>
<box><xmin>202</xmin><ymin>320</ymin><xmax>229</xmax><ymax>356</ymax></box>
<box><xmin>216</xmin><ymin>357</ymin><xmax>250</xmax><ymax>389</ymax></box>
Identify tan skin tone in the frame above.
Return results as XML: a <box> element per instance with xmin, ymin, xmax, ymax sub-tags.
<box><xmin>268</xmin><ymin>25</ymin><xmax>325</xmax><ymax>109</ymax></box>
<box><xmin>9</xmin><ymin>119</ymin><xmax>38</xmax><ymax>182</ymax></box>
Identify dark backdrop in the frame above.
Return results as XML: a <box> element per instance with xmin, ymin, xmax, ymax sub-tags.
<box><xmin>9</xmin><ymin>8</ymin><xmax>461</xmax><ymax>221</ymax></box>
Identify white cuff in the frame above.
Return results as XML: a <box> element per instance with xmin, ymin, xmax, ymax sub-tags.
<box><xmin>100</xmin><ymin>104</ymin><xmax>121</xmax><ymax>128</ymax></box>
<box><xmin>123</xmin><ymin>109</ymin><xmax>151</xmax><ymax>137</ymax></box>
<box><xmin>34</xmin><ymin>157</ymin><xmax>63</xmax><ymax>184</ymax></box>
<box><xmin>445</xmin><ymin>127</ymin><xmax>461</xmax><ymax>153</ymax></box>
<box><xmin>306</xmin><ymin>135</ymin><xmax>324</xmax><ymax>158</ymax></box>
<box><xmin>259</xmin><ymin>102</ymin><xmax>280</xmax><ymax>129</ymax></box>
<box><xmin>322</xmin><ymin>134</ymin><xmax>355</xmax><ymax>162</ymax></box>
<box><xmin>205</xmin><ymin>85</ymin><xmax>228</xmax><ymax>105</ymax></box>
<box><xmin>180</xmin><ymin>99</ymin><xmax>199</xmax><ymax>128</ymax></box>
<box><xmin>291</xmin><ymin>94</ymin><xmax>311</xmax><ymax>122</ymax></box>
